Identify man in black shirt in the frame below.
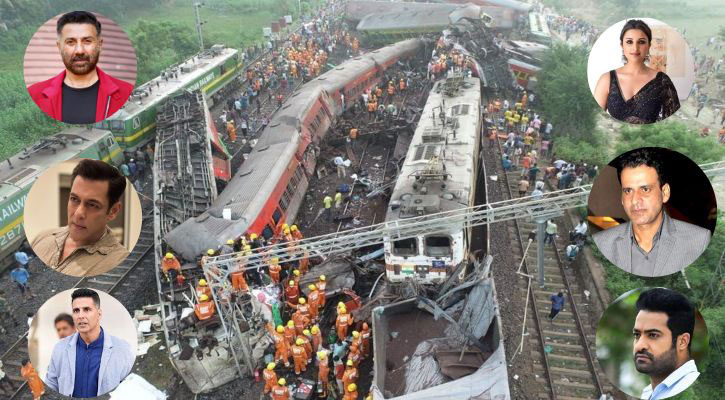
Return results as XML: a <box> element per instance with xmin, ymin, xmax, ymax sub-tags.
<box><xmin>27</xmin><ymin>11</ymin><xmax>133</xmax><ymax>123</ymax></box>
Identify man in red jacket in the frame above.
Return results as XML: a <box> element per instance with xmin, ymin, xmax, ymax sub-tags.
<box><xmin>27</xmin><ymin>11</ymin><xmax>133</xmax><ymax>124</ymax></box>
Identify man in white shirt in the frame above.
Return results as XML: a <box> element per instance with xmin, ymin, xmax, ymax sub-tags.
<box><xmin>334</xmin><ymin>156</ymin><xmax>346</xmax><ymax>177</ymax></box>
<box><xmin>573</xmin><ymin>219</ymin><xmax>588</xmax><ymax>241</ymax></box>
<box><xmin>633</xmin><ymin>288</ymin><xmax>699</xmax><ymax>399</ymax></box>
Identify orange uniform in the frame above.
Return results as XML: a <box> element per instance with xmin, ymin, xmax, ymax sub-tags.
<box><xmin>317</xmin><ymin>280</ymin><xmax>326</xmax><ymax>306</ymax></box>
<box><xmin>361</xmin><ymin>325</ymin><xmax>371</xmax><ymax>357</ymax></box>
<box><xmin>307</xmin><ymin>289</ymin><xmax>321</xmax><ymax>319</ymax></box>
<box><xmin>296</xmin><ymin>303</ymin><xmax>311</xmax><ymax>320</ymax></box>
<box><xmin>298</xmin><ymin>335</ymin><xmax>313</xmax><ymax>361</ymax></box>
<box><xmin>271</xmin><ymin>384</ymin><xmax>290</xmax><ymax>400</ymax></box>
<box><xmin>298</xmin><ymin>250</ymin><xmax>309</xmax><ymax>274</ymax></box>
<box><xmin>311</xmin><ymin>329</ymin><xmax>323</xmax><ymax>353</ymax></box>
<box><xmin>293</xmin><ymin>311</ymin><xmax>310</xmax><ymax>336</ymax></box>
<box><xmin>285</xmin><ymin>284</ymin><xmax>300</xmax><ymax>305</ymax></box>
<box><xmin>291</xmin><ymin>343</ymin><xmax>308</xmax><ymax>374</ymax></box>
<box><xmin>349</xmin><ymin>345</ymin><xmax>361</xmax><ymax>367</ymax></box>
<box><xmin>273</xmin><ymin>332</ymin><xmax>290</xmax><ymax>366</ymax></box>
<box><xmin>336</xmin><ymin>312</ymin><xmax>352</xmax><ymax>340</ymax></box>
<box><xmin>284</xmin><ymin>324</ymin><xmax>296</xmax><ymax>346</ymax></box>
<box><xmin>343</xmin><ymin>389</ymin><xmax>359</xmax><ymax>400</ymax></box>
<box><xmin>263</xmin><ymin>368</ymin><xmax>277</xmax><ymax>394</ymax></box>
<box><xmin>269</xmin><ymin>262</ymin><xmax>282</xmax><ymax>283</ymax></box>
<box><xmin>318</xmin><ymin>354</ymin><xmax>331</xmax><ymax>387</ymax></box>
<box><xmin>194</xmin><ymin>300</ymin><xmax>216</xmax><ymax>320</ymax></box>
<box><xmin>226</xmin><ymin>121</ymin><xmax>237</xmax><ymax>142</ymax></box>
<box><xmin>161</xmin><ymin>257</ymin><xmax>181</xmax><ymax>274</ymax></box>
<box><xmin>195</xmin><ymin>284</ymin><xmax>211</xmax><ymax>299</ymax></box>
<box><xmin>21</xmin><ymin>362</ymin><xmax>45</xmax><ymax>399</ymax></box>
<box><xmin>342</xmin><ymin>365</ymin><xmax>358</xmax><ymax>391</ymax></box>
<box><xmin>231</xmin><ymin>265</ymin><xmax>248</xmax><ymax>291</ymax></box>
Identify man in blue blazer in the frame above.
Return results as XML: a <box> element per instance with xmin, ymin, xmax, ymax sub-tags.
<box><xmin>45</xmin><ymin>288</ymin><xmax>134</xmax><ymax>396</ymax></box>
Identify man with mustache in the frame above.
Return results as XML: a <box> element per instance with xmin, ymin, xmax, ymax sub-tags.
<box><xmin>45</xmin><ymin>289</ymin><xmax>134</xmax><ymax>396</ymax></box>
<box><xmin>632</xmin><ymin>288</ymin><xmax>699</xmax><ymax>399</ymax></box>
<box><xmin>31</xmin><ymin>159</ymin><xmax>129</xmax><ymax>276</ymax></box>
<box><xmin>27</xmin><ymin>11</ymin><xmax>133</xmax><ymax>123</ymax></box>
<box><xmin>593</xmin><ymin>148</ymin><xmax>710</xmax><ymax>277</ymax></box>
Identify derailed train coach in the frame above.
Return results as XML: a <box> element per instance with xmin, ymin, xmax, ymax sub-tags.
<box><xmin>164</xmin><ymin>39</ymin><xmax>426</xmax><ymax>261</ymax></box>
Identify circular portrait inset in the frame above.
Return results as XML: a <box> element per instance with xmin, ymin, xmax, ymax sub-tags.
<box><xmin>588</xmin><ymin>18</ymin><xmax>694</xmax><ymax>124</ymax></box>
<box><xmin>23</xmin><ymin>11</ymin><xmax>137</xmax><ymax>124</ymax></box>
<box><xmin>596</xmin><ymin>288</ymin><xmax>708</xmax><ymax>398</ymax></box>
<box><xmin>589</xmin><ymin>147</ymin><xmax>715</xmax><ymax>277</ymax></box>
<box><xmin>24</xmin><ymin>158</ymin><xmax>142</xmax><ymax>277</ymax></box>
<box><xmin>29</xmin><ymin>287</ymin><xmax>137</xmax><ymax>397</ymax></box>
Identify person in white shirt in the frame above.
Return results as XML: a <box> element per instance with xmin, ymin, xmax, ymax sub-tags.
<box><xmin>633</xmin><ymin>288</ymin><xmax>699</xmax><ymax>400</ymax></box>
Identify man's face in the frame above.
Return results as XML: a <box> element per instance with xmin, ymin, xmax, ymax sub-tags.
<box><xmin>620</xmin><ymin>165</ymin><xmax>670</xmax><ymax>227</ymax></box>
<box><xmin>632</xmin><ymin>310</ymin><xmax>678</xmax><ymax>376</ymax></box>
<box><xmin>57</xmin><ymin>23</ymin><xmax>102</xmax><ymax>76</ymax></box>
<box><xmin>55</xmin><ymin>320</ymin><xmax>75</xmax><ymax>339</ymax></box>
<box><xmin>67</xmin><ymin>176</ymin><xmax>120</xmax><ymax>245</ymax></box>
<box><xmin>71</xmin><ymin>297</ymin><xmax>101</xmax><ymax>335</ymax></box>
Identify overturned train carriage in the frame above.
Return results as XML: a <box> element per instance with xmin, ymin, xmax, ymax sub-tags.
<box><xmin>165</xmin><ymin>39</ymin><xmax>425</xmax><ymax>262</ymax></box>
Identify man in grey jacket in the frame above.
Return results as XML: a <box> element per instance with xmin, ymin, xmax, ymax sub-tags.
<box><xmin>45</xmin><ymin>288</ymin><xmax>134</xmax><ymax>396</ymax></box>
<box><xmin>593</xmin><ymin>148</ymin><xmax>711</xmax><ymax>277</ymax></box>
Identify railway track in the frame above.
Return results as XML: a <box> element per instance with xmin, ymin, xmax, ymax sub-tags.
<box><xmin>495</xmin><ymin>139</ymin><xmax>607</xmax><ymax>400</ymax></box>
<box><xmin>0</xmin><ymin>218</ymin><xmax>154</xmax><ymax>399</ymax></box>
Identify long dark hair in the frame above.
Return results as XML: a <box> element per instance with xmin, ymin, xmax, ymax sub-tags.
<box><xmin>619</xmin><ymin>19</ymin><xmax>652</xmax><ymax>44</ymax></box>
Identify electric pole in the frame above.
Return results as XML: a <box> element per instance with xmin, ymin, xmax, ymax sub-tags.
<box><xmin>193</xmin><ymin>1</ymin><xmax>205</xmax><ymax>51</ymax></box>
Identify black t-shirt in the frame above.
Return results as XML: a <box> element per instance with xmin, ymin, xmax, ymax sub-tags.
<box><xmin>62</xmin><ymin>80</ymin><xmax>99</xmax><ymax>124</ymax></box>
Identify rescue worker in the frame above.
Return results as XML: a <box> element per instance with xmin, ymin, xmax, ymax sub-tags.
<box><xmin>226</xmin><ymin>120</ymin><xmax>237</xmax><ymax>142</ymax></box>
<box><xmin>343</xmin><ymin>383</ymin><xmax>358</xmax><ymax>400</ymax></box>
<box><xmin>285</xmin><ymin>280</ymin><xmax>300</xmax><ymax>305</ymax></box>
<box><xmin>298</xmin><ymin>330</ymin><xmax>313</xmax><ymax>364</ymax></box>
<box><xmin>361</xmin><ymin>322</ymin><xmax>371</xmax><ymax>357</ymax></box>
<box><xmin>273</xmin><ymin>325</ymin><xmax>291</xmax><ymax>367</ymax></box>
<box><xmin>399</xmin><ymin>78</ymin><xmax>406</xmax><ymax>91</ymax></box>
<box><xmin>201</xmin><ymin>248</ymin><xmax>215</xmax><ymax>267</ymax></box>
<box><xmin>342</xmin><ymin>359</ymin><xmax>358</xmax><ymax>394</ymax></box>
<box><xmin>317</xmin><ymin>275</ymin><xmax>327</xmax><ymax>307</ymax></box>
<box><xmin>284</xmin><ymin>320</ymin><xmax>296</xmax><ymax>346</ymax></box>
<box><xmin>194</xmin><ymin>294</ymin><xmax>216</xmax><ymax>321</ymax></box>
<box><xmin>291</xmin><ymin>338</ymin><xmax>308</xmax><ymax>374</ymax></box>
<box><xmin>349</xmin><ymin>127</ymin><xmax>358</xmax><ymax>146</ymax></box>
<box><xmin>323</xmin><ymin>195</ymin><xmax>333</xmax><ymax>222</ymax></box>
<box><xmin>307</xmin><ymin>284</ymin><xmax>321</xmax><ymax>320</ymax></box>
<box><xmin>268</xmin><ymin>257</ymin><xmax>282</xmax><ymax>283</ymax></box>
<box><xmin>387</xmin><ymin>81</ymin><xmax>395</xmax><ymax>96</ymax></box>
<box><xmin>351</xmin><ymin>330</ymin><xmax>362</xmax><ymax>352</ymax></box>
<box><xmin>221</xmin><ymin>239</ymin><xmax>235</xmax><ymax>255</ymax></box>
<box><xmin>291</xmin><ymin>269</ymin><xmax>301</xmax><ymax>286</ymax></box>
<box><xmin>195</xmin><ymin>279</ymin><xmax>211</xmax><ymax>299</ymax></box>
<box><xmin>310</xmin><ymin>325</ymin><xmax>323</xmax><ymax>353</ymax></box>
<box><xmin>317</xmin><ymin>351</ymin><xmax>330</xmax><ymax>397</ymax></box>
<box><xmin>263</xmin><ymin>362</ymin><xmax>278</xmax><ymax>394</ymax></box>
<box><xmin>334</xmin><ymin>356</ymin><xmax>345</xmax><ymax>394</ymax></box>
<box><xmin>21</xmin><ymin>359</ymin><xmax>45</xmax><ymax>400</ymax></box>
<box><xmin>295</xmin><ymin>297</ymin><xmax>311</xmax><ymax>320</ymax></box>
<box><xmin>161</xmin><ymin>252</ymin><xmax>181</xmax><ymax>282</ymax></box>
<box><xmin>249</xmin><ymin>233</ymin><xmax>262</xmax><ymax>249</ymax></box>
<box><xmin>290</xmin><ymin>225</ymin><xmax>303</xmax><ymax>241</ymax></box>
<box><xmin>348</xmin><ymin>343</ymin><xmax>361</xmax><ymax>367</ymax></box>
<box><xmin>230</xmin><ymin>253</ymin><xmax>249</xmax><ymax>292</ymax></box>
<box><xmin>336</xmin><ymin>304</ymin><xmax>353</xmax><ymax>340</ymax></box>
<box><xmin>292</xmin><ymin>308</ymin><xmax>310</xmax><ymax>336</ymax></box>
<box><xmin>334</xmin><ymin>191</ymin><xmax>343</xmax><ymax>209</ymax></box>
<box><xmin>271</xmin><ymin>378</ymin><xmax>290</xmax><ymax>400</ymax></box>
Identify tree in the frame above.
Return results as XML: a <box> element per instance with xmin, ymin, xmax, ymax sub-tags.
<box><xmin>614</xmin><ymin>122</ymin><xmax>725</xmax><ymax>164</ymax></box>
<box><xmin>536</xmin><ymin>43</ymin><xmax>600</xmax><ymax>145</ymax></box>
<box><xmin>130</xmin><ymin>20</ymin><xmax>199</xmax><ymax>84</ymax></box>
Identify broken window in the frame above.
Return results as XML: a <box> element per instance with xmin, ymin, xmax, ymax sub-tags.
<box><xmin>262</xmin><ymin>225</ymin><xmax>274</xmax><ymax>239</ymax></box>
<box><xmin>272</xmin><ymin>208</ymin><xmax>282</xmax><ymax>224</ymax></box>
<box><xmin>393</xmin><ymin>238</ymin><xmax>418</xmax><ymax>257</ymax></box>
<box><xmin>425</xmin><ymin>236</ymin><xmax>452</xmax><ymax>257</ymax></box>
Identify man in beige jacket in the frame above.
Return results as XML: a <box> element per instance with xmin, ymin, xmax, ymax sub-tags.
<box><xmin>32</xmin><ymin>159</ymin><xmax>129</xmax><ymax>276</ymax></box>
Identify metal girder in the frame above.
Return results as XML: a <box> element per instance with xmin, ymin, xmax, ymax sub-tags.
<box><xmin>204</xmin><ymin>162</ymin><xmax>723</xmax><ymax>274</ymax></box>
<box><xmin>204</xmin><ymin>185</ymin><xmax>591</xmax><ymax>273</ymax></box>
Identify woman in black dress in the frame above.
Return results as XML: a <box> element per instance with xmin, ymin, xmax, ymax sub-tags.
<box><xmin>594</xmin><ymin>19</ymin><xmax>680</xmax><ymax>124</ymax></box>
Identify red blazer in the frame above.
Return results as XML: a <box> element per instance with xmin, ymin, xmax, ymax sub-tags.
<box><xmin>27</xmin><ymin>66</ymin><xmax>134</xmax><ymax>123</ymax></box>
